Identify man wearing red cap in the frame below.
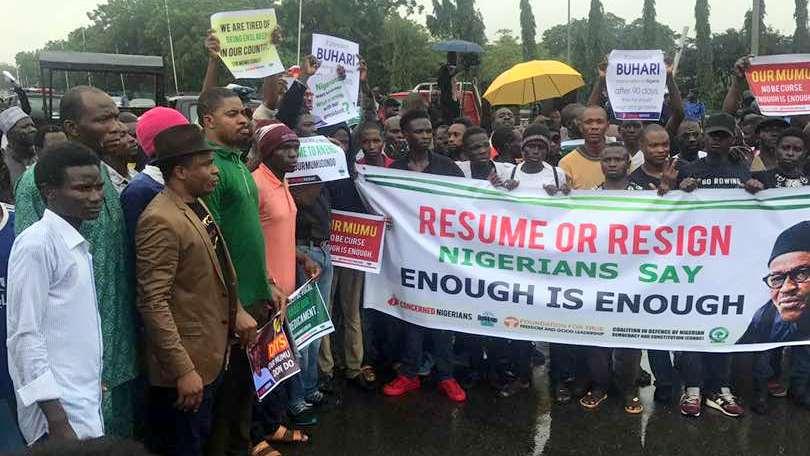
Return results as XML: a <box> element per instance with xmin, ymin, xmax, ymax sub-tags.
<box><xmin>250</xmin><ymin>120</ymin><xmax>319</xmax><ymax>453</ymax></box>
<box><xmin>120</xmin><ymin>107</ymin><xmax>189</xmax><ymax>243</ymax></box>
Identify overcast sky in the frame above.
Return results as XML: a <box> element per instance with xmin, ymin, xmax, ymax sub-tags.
<box><xmin>1</xmin><ymin>0</ymin><xmax>799</xmax><ymax>66</ymax></box>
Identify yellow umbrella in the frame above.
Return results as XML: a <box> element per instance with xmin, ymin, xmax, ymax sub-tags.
<box><xmin>483</xmin><ymin>60</ymin><xmax>585</xmax><ymax>106</ymax></box>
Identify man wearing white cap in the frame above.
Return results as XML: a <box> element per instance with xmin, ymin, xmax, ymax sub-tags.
<box><xmin>0</xmin><ymin>107</ymin><xmax>37</xmax><ymax>200</ymax></box>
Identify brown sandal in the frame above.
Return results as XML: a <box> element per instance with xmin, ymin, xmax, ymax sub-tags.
<box><xmin>251</xmin><ymin>441</ymin><xmax>281</xmax><ymax>456</ymax></box>
<box><xmin>624</xmin><ymin>396</ymin><xmax>644</xmax><ymax>414</ymax></box>
<box><xmin>361</xmin><ymin>365</ymin><xmax>377</xmax><ymax>383</ymax></box>
<box><xmin>267</xmin><ymin>425</ymin><xmax>309</xmax><ymax>444</ymax></box>
<box><xmin>579</xmin><ymin>390</ymin><xmax>608</xmax><ymax>409</ymax></box>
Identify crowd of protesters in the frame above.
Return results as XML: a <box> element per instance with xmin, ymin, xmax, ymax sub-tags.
<box><xmin>0</xmin><ymin>27</ymin><xmax>810</xmax><ymax>456</ymax></box>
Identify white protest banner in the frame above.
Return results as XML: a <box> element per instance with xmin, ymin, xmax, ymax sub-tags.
<box><xmin>746</xmin><ymin>54</ymin><xmax>810</xmax><ymax>116</ymax></box>
<box><xmin>606</xmin><ymin>49</ymin><xmax>667</xmax><ymax>121</ymax></box>
<box><xmin>308</xmin><ymin>34</ymin><xmax>360</xmax><ymax>127</ymax></box>
<box><xmin>210</xmin><ymin>9</ymin><xmax>285</xmax><ymax>79</ymax></box>
<box><xmin>286</xmin><ymin>135</ymin><xmax>349</xmax><ymax>185</ymax></box>
<box><xmin>356</xmin><ymin>165</ymin><xmax>810</xmax><ymax>352</ymax></box>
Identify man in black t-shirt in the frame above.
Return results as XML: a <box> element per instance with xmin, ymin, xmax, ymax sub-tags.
<box><xmin>384</xmin><ymin>110</ymin><xmax>468</xmax><ymax>403</ymax></box>
<box><xmin>629</xmin><ymin>124</ymin><xmax>674</xmax><ymax>191</ymax></box>
<box><xmin>674</xmin><ymin>113</ymin><xmax>747</xmax><ymax>419</ymax></box>
<box><xmin>679</xmin><ymin>113</ymin><xmax>751</xmax><ymax>192</ymax></box>
<box><xmin>746</xmin><ymin>128</ymin><xmax>809</xmax><ymax>192</ymax></box>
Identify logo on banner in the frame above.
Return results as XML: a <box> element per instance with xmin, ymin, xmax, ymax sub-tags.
<box><xmin>504</xmin><ymin>316</ymin><xmax>520</xmax><ymax>329</ymax></box>
<box><xmin>387</xmin><ymin>296</ymin><xmax>399</xmax><ymax>307</ymax></box>
<box><xmin>478</xmin><ymin>312</ymin><xmax>498</xmax><ymax>327</ymax></box>
<box><xmin>709</xmin><ymin>327</ymin><xmax>730</xmax><ymax>343</ymax></box>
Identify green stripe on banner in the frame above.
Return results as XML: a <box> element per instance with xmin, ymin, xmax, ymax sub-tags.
<box><xmin>364</xmin><ymin>173</ymin><xmax>810</xmax><ymax>207</ymax></box>
<box><xmin>368</xmin><ymin>180</ymin><xmax>810</xmax><ymax>212</ymax></box>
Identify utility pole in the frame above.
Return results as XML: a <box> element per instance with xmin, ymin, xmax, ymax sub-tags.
<box><xmin>751</xmin><ymin>0</ymin><xmax>761</xmax><ymax>56</ymax></box>
<box><xmin>567</xmin><ymin>0</ymin><xmax>572</xmax><ymax>63</ymax></box>
<box><xmin>164</xmin><ymin>0</ymin><xmax>180</xmax><ymax>94</ymax></box>
<box><xmin>297</xmin><ymin>0</ymin><xmax>304</xmax><ymax>64</ymax></box>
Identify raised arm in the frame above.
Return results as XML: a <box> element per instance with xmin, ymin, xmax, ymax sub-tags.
<box><xmin>202</xmin><ymin>30</ymin><xmax>225</xmax><ymax>93</ymax></box>
<box><xmin>276</xmin><ymin>55</ymin><xmax>320</xmax><ymax>129</ymax></box>
<box><xmin>665</xmin><ymin>58</ymin><xmax>685</xmax><ymax>139</ymax></box>
<box><xmin>722</xmin><ymin>56</ymin><xmax>751</xmax><ymax>115</ymax></box>
<box><xmin>587</xmin><ymin>61</ymin><xmax>607</xmax><ymax>108</ymax></box>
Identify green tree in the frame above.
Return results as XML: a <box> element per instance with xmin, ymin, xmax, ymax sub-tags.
<box><xmin>694</xmin><ymin>0</ymin><xmax>714</xmax><ymax>100</ymax></box>
<box><xmin>625</xmin><ymin>18</ymin><xmax>677</xmax><ymax>53</ymax></box>
<box><xmin>742</xmin><ymin>2</ymin><xmax>792</xmax><ymax>55</ymax></box>
<box><xmin>426</xmin><ymin>0</ymin><xmax>487</xmax><ymax>45</ymax></box>
<box><xmin>519</xmin><ymin>0</ymin><xmax>537</xmax><ymax>60</ymax></box>
<box><xmin>794</xmin><ymin>0</ymin><xmax>809</xmax><ymax>52</ymax></box>
<box><xmin>379</xmin><ymin>16</ymin><xmax>442</xmax><ymax>90</ymax></box>
<box><xmin>480</xmin><ymin>29</ymin><xmax>523</xmax><ymax>83</ymax></box>
<box><xmin>14</xmin><ymin>51</ymin><xmax>39</xmax><ymax>88</ymax></box>
<box><xmin>585</xmin><ymin>0</ymin><xmax>605</xmax><ymax>89</ymax></box>
<box><xmin>642</xmin><ymin>0</ymin><xmax>657</xmax><ymax>50</ymax></box>
<box><xmin>16</xmin><ymin>0</ymin><xmax>421</xmax><ymax>94</ymax></box>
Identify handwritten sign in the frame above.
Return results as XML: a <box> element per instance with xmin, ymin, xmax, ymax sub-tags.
<box><xmin>606</xmin><ymin>50</ymin><xmax>667</xmax><ymax>121</ymax></box>
<box><xmin>330</xmin><ymin>211</ymin><xmax>387</xmax><ymax>274</ymax></box>
<box><xmin>746</xmin><ymin>54</ymin><xmax>810</xmax><ymax>116</ymax></box>
<box><xmin>307</xmin><ymin>34</ymin><xmax>360</xmax><ymax>127</ymax></box>
<box><xmin>211</xmin><ymin>9</ymin><xmax>285</xmax><ymax>79</ymax></box>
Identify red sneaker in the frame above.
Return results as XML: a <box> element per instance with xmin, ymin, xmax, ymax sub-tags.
<box><xmin>438</xmin><ymin>379</ymin><xmax>467</xmax><ymax>402</ymax></box>
<box><xmin>383</xmin><ymin>375</ymin><xmax>420</xmax><ymax>397</ymax></box>
<box><xmin>768</xmin><ymin>380</ymin><xmax>788</xmax><ymax>398</ymax></box>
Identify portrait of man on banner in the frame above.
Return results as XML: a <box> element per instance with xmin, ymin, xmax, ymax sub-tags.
<box><xmin>738</xmin><ymin>221</ymin><xmax>810</xmax><ymax>344</ymax></box>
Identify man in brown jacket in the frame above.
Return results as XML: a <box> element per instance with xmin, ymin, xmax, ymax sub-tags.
<box><xmin>135</xmin><ymin>124</ymin><xmax>257</xmax><ymax>456</ymax></box>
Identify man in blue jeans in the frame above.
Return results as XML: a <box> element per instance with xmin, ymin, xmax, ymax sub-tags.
<box><xmin>290</xmin><ymin>184</ymin><xmax>333</xmax><ymax>425</ymax></box>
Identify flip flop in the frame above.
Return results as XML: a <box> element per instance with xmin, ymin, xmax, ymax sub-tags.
<box><xmin>579</xmin><ymin>391</ymin><xmax>608</xmax><ymax>409</ymax></box>
<box><xmin>624</xmin><ymin>396</ymin><xmax>644</xmax><ymax>414</ymax></box>
<box><xmin>251</xmin><ymin>441</ymin><xmax>281</xmax><ymax>456</ymax></box>
<box><xmin>266</xmin><ymin>425</ymin><xmax>309</xmax><ymax>444</ymax></box>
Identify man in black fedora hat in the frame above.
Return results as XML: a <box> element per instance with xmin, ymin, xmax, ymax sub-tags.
<box><xmin>134</xmin><ymin>124</ymin><xmax>257</xmax><ymax>456</ymax></box>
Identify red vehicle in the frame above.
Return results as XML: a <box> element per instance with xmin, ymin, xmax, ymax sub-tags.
<box><xmin>388</xmin><ymin>81</ymin><xmax>481</xmax><ymax>126</ymax></box>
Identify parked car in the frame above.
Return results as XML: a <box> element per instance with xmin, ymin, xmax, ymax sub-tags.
<box><xmin>388</xmin><ymin>80</ymin><xmax>481</xmax><ymax>126</ymax></box>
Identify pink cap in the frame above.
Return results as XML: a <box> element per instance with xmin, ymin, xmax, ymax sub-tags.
<box><xmin>136</xmin><ymin>107</ymin><xmax>190</xmax><ymax>157</ymax></box>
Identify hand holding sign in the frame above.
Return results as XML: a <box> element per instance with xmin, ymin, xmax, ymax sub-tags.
<box><xmin>744</xmin><ymin>54</ymin><xmax>810</xmax><ymax>116</ymax></box>
<box><xmin>606</xmin><ymin>49</ymin><xmax>667</xmax><ymax>121</ymax></box>
<box><xmin>205</xmin><ymin>30</ymin><xmax>222</xmax><ymax>60</ymax></box>
<box><xmin>210</xmin><ymin>9</ymin><xmax>285</xmax><ymax>79</ymax></box>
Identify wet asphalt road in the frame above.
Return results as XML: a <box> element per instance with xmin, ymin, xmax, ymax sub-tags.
<box><xmin>282</xmin><ymin>352</ymin><xmax>810</xmax><ymax>456</ymax></box>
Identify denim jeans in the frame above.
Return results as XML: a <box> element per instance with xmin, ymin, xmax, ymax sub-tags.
<box><xmin>288</xmin><ymin>245</ymin><xmax>333</xmax><ymax>411</ymax></box>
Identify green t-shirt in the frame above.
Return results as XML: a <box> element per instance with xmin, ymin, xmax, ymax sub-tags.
<box><xmin>202</xmin><ymin>143</ymin><xmax>271</xmax><ymax>307</ymax></box>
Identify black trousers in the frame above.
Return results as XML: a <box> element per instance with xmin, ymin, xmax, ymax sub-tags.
<box><xmin>586</xmin><ymin>348</ymin><xmax>641</xmax><ymax>396</ymax></box>
<box><xmin>680</xmin><ymin>352</ymin><xmax>732</xmax><ymax>393</ymax></box>
<box><xmin>147</xmin><ymin>377</ymin><xmax>220</xmax><ymax>456</ymax></box>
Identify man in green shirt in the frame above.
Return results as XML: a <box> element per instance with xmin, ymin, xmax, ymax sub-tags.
<box><xmin>197</xmin><ymin>87</ymin><xmax>286</xmax><ymax>456</ymax></box>
<box><xmin>13</xmin><ymin>86</ymin><xmax>139</xmax><ymax>438</ymax></box>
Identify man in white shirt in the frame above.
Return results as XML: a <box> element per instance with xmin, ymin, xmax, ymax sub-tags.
<box><xmin>6</xmin><ymin>142</ymin><xmax>105</xmax><ymax>444</ymax></box>
<box><xmin>456</xmin><ymin>126</ymin><xmax>515</xmax><ymax>185</ymax></box>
